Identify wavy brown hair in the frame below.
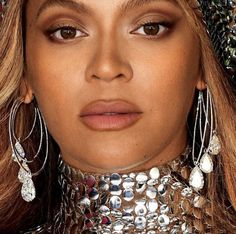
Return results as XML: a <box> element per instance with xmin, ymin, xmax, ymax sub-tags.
<box><xmin>0</xmin><ymin>0</ymin><xmax>236</xmax><ymax>233</ymax></box>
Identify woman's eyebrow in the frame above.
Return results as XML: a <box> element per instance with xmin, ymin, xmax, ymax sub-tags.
<box><xmin>36</xmin><ymin>0</ymin><xmax>177</xmax><ymax>19</ymax></box>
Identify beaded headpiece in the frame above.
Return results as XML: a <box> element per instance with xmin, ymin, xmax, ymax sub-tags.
<box><xmin>0</xmin><ymin>0</ymin><xmax>236</xmax><ymax>83</ymax></box>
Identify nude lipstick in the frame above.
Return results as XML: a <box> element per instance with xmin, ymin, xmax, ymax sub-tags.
<box><xmin>80</xmin><ymin>100</ymin><xmax>143</xmax><ymax>131</ymax></box>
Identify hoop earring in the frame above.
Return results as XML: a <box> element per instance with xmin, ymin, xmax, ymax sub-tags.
<box><xmin>189</xmin><ymin>87</ymin><xmax>221</xmax><ymax>191</ymax></box>
<box><xmin>8</xmin><ymin>98</ymin><xmax>49</xmax><ymax>202</ymax></box>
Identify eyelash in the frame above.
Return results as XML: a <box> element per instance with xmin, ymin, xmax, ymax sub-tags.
<box><xmin>46</xmin><ymin>20</ymin><xmax>172</xmax><ymax>42</ymax></box>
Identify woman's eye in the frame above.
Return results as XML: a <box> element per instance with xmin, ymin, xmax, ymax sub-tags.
<box><xmin>49</xmin><ymin>26</ymin><xmax>85</xmax><ymax>40</ymax></box>
<box><xmin>133</xmin><ymin>22</ymin><xmax>169</xmax><ymax>37</ymax></box>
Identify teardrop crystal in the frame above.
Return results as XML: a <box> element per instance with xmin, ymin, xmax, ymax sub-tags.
<box><xmin>18</xmin><ymin>164</ymin><xmax>32</xmax><ymax>183</ymax></box>
<box><xmin>189</xmin><ymin>166</ymin><xmax>204</xmax><ymax>191</ymax></box>
<box><xmin>15</xmin><ymin>141</ymin><xmax>25</xmax><ymax>158</ymax></box>
<box><xmin>208</xmin><ymin>134</ymin><xmax>221</xmax><ymax>155</ymax></box>
<box><xmin>21</xmin><ymin>179</ymin><xmax>36</xmax><ymax>202</ymax></box>
<box><xmin>199</xmin><ymin>153</ymin><xmax>213</xmax><ymax>173</ymax></box>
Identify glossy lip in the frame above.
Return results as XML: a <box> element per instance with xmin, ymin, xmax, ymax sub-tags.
<box><xmin>80</xmin><ymin>100</ymin><xmax>143</xmax><ymax>131</ymax></box>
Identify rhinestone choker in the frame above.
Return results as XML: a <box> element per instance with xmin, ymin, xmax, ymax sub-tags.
<box><xmin>51</xmin><ymin>149</ymin><xmax>214</xmax><ymax>233</ymax></box>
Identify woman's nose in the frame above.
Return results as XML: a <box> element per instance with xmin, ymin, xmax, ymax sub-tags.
<box><xmin>85</xmin><ymin>36</ymin><xmax>133</xmax><ymax>83</ymax></box>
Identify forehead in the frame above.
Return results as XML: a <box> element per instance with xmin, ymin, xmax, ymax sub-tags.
<box><xmin>27</xmin><ymin>0</ymin><xmax>179</xmax><ymax>19</ymax></box>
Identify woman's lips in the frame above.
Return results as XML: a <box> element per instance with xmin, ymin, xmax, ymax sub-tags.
<box><xmin>80</xmin><ymin>100</ymin><xmax>143</xmax><ymax>130</ymax></box>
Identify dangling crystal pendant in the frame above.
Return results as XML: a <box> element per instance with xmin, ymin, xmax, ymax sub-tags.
<box><xmin>17</xmin><ymin>163</ymin><xmax>36</xmax><ymax>202</ymax></box>
<box><xmin>15</xmin><ymin>141</ymin><xmax>25</xmax><ymax>158</ymax></box>
<box><xmin>21</xmin><ymin>179</ymin><xmax>36</xmax><ymax>202</ymax></box>
<box><xmin>199</xmin><ymin>153</ymin><xmax>213</xmax><ymax>173</ymax></box>
<box><xmin>208</xmin><ymin>134</ymin><xmax>221</xmax><ymax>155</ymax></box>
<box><xmin>189</xmin><ymin>166</ymin><xmax>204</xmax><ymax>191</ymax></box>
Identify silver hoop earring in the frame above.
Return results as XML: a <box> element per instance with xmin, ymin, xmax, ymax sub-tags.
<box><xmin>189</xmin><ymin>87</ymin><xmax>221</xmax><ymax>191</ymax></box>
<box><xmin>8</xmin><ymin>98</ymin><xmax>49</xmax><ymax>202</ymax></box>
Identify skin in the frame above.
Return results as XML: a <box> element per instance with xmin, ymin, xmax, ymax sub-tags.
<box><xmin>24</xmin><ymin>0</ymin><xmax>204</xmax><ymax>173</ymax></box>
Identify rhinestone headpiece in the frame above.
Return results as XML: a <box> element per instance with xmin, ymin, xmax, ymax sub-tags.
<box><xmin>0</xmin><ymin>0</ymin><xmax>236</xmax><ymax>80</ymax></box>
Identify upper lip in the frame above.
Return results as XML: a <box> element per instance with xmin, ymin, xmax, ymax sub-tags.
<box><xmin>80</xmin><ymin>99</ymin><xmax>143</xmax><ymax>116</ymax></box>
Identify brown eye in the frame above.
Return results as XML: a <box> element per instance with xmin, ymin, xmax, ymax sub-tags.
<box><xmin>134</xmin><ymin>22</ymin><xmax>168</xmax><ymax>37</ymax></box>
<box><xmin>52</xmin><ymin>26</ymin><xmax>84</xmax><ymax>40</ymax></box>
<box><xmin>143</xmin><ymin>23</ymin><xmax>161</xmax><ymax>35</ymax></box>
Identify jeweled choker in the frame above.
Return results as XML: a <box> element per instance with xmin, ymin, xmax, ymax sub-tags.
<box><xmin>50</xmin><ymin>148</ymin><xmax>215</xmax><ymax>233</ymax></box>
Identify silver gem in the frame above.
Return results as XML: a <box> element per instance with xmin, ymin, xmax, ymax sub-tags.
<box><xmin>189</xmin><ymin>166</ymin><xmax>204</xmax><ymax>191</ymax></box>
<box><xmin>161</xmin><ymin>175</ymin><xmax>172</xmax><ymax>184</ymax></box>
<box><xmin>110</xmin><ymin>173</ymin><xmax>122</xmax><ymax>185</ymax></box>
<box><xmin>158</xmin><ymin>214</ymin><xmax>170</xmax><ymax>227</ymax></box>
<box><xmin>149</xmin><ymin>167</ymin><xmax>160</xmax><ymax>179</ymax></box>
<box><xmin>135</xmin><ymin>216</ymin><xmax>146</xmax><ymax>230</ymax></box>
<box><xmin>99</xmin><ymin>205</ymin><xmax>110</xmax><ymax>215</ymax></box>
<box><xmin>18</xmin><ymin>164</ymin><xmax>31</xmax><ymax>183</ymax></box>
<box><xmin>160</xmin><ymin>204</ymin><xmax>169</xmax><ymax>214</ymax></box>
<box><xmin>136</xmin><ymin>182</ymin><xmax>146</xmax><ymax>193</ymax></box>
<box><xmin>171</xmin><ymin>182</ymin><xmax>183</xmax><ymax>190</ymax></box>
<box><xmin>98</xmin><ymin>180</ymin><xmax>109</xmax><ymax>191</ymax></box>
<box><xmin>88</xmin><ymin>187</ymin><xmax>99</xmax><ymax>200</ymax></box>
<box><xmin>15</xmin><ymin>141</ymin><xmax>25</xmax><ymax>158</ymax></box>
<box><xmin>199</xmin><ymin>153</ymin><xmax>213</xmax><ymax>173</ymax></box>
<box><xmin>181</xmin><ymin>187</ymin><xmax>193</xmax><ymax>197</ymax></box>
<box><xmin>157</xmin><ymin>184</ymin><xmax>166</xmax><ymax>196</ymax></box>
<box><xmin>122</xmin><ymin>212</ymin><xmax>134</xmax><ymax>222</ymax></box>
<box><xmin>146</xmin><ymin>186</ymin><xmax>157</xmax><ymax>199</ymax></box>
<box><xmin>78</xmin><ymin>197</ymin><xmax>91</xmax><ymax>208</ymax></box>
<box><xmin>208</xmin><ymin>134</ymin><xmax>221</xmax><ymax>155</ymax></box>
<box><xmin>123</xmin><ymin>188</ymin><xmax>134</xmax><ymax>201</ymax></box>
<box><xmin>21</xmin><ymin>179</ymin><xmax>36</xmax><ymax>202</ymax></box>
<box><xmin>110</xmin><ymin>185</ymin><xmax>122</xmax><ymax>195</ymax></box>
<box><xmin>136</xmin><ymin>172</ymin><xmax>148</xmax><ymax>183</ymax></box>
<box><xmin>109</xmin><ymin>195</ymin><xmax>122</xmax><ymax>209</ymax></box>
<box><xmin>111</xmin><ymin>210</ymin><xmax>122</xmax><ymax>218</ymax></box>
<box><xmin>147</xmin><ymin>199</ymin><xmax>158</xmax><ymax>212</ymax></box>
<box><xmin>147</xmin><ymin>212</ymin><xmax>158</xmax><ymax>221</ymax></box>
<box><xmin>113</xmin><ymin>220</ymin><xmax>124</xmax><ymax>231</ymax></box>
<box><xmin>135</xmin><ymin>204</ymin><xmax>147</xmax><ymax>216</ymax></box>
<box><xmin>122</xmin><ymin>177</ymin><xmax>134</xmax><ymax>189</ymax></box>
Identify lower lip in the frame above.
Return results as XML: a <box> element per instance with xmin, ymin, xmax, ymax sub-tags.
<box><xmin>80</xmin><ymin>113</ymin><xmax>142</xmax><ymax>130</ymax></box>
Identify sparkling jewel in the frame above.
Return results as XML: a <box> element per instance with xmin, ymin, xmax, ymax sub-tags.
<box><xmin>18</xmin><ymin>163</ymin><xmax>31</xmax><ymax>183</ymax></box>
<box><xmin>135</xmin><ymin>204</ymin><xmax>147</xmax><ymax>216</ymax></box>
<box><xmin>146</xmin><ymin>186</ymin><xmax>157</xmax><ymax>199</ymax></box>
<box><xmin>199</xmin><ymin>153</ymin><xmax>214</xmax><ymax>173</ymax></box>
<box><xmin>157</xmin><ymin>184</ymin><xmax>167</xmax><ymax>196</ymax></box>
<box><xmin>208</xmin><ymin>134</ymin><xmax>221</xmax><ymax>155</ymax></box>
<box><xmin>15</xmin><ymin>141</ymin><xmax>25</xmax><ymax>158</ymax></box>
<box><xmin>134</xmin><ymin>216</ymin><xmax>146</xmax><ymax>230</ymax></box>
<box><xmin>123</xmin><ymin>188</ymin><xmax>134</xmax><ymax>201</ymax></box>
<box><xmin>160</xmin><ymin>204</ymin><xmax>169</xmax><ymax>214</ymax></box>
<box><xmin>158</xmin><ymin>214</ymin><xmax>170</xmax><ymax>227</ymax></box>
<box><xmin>110</xmin><ymin>173</ymin><xmax>122</xmax><ymax>185</ymax></box>
<box><xmin>189</xmin><ymin>166</ymin><xmax>204</xmax><ymax>191</ymax></box>
<box><xmin>21</xmin><ymin>178</ymin><xmax>36</xmax><ymax>202</ymax></box>
<box><xmin>136</xmin><ymin>172</ymin><xmax>148</xmax><ymax>183</ymax></box>
<box><xmin>122</xmin><ymin>177</ymin><xmax>134</xmax><ymax>189</ymax></box>
<box><xmin>149</xmin><ymin>167</ymin><xmax>160</xmax><ymax>179</ymax></box>
<box><xmin>109</xmin><ymin>195</ymin><xmax>121</xmax><ymax>209</ymax></box>
<box><xmin>147</xmin><ymin>199</ymin><xmax>158</xmax><ymax>212</ymax></box>
<box><xmin>181</xmin><ymin>187</ymin><xmax>193</xmax><ymax>197</ymax></box>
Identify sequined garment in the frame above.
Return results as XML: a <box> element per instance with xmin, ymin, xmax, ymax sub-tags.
<box><xmin>50</xmin><ymin>151</ymin><xmax>216</xmax><ymax>234</ymax></box>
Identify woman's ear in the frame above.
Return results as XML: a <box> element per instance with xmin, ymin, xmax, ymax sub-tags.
<box><xmin>20</xmin><ymin>78</ymin><xmax>34</xmax><ymax>104</ymax></box>
<box><xmin>196</xmin><ymin>68</ymin><xmax>207</xmax><ymax>91</ymax></box>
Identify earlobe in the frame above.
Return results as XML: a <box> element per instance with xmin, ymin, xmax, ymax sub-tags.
<box><xmin>196</xmin><ymin>79</ymin><xmax>207</xmax><ymax>91</ymax></box>
<box><xmin>196</xmin><ymin>69</ymin><xmax>207</xmax><ymax>91</ymax></box>
<box><xmin>20</xmin><ymin>79</ymin><xmax>34</xmax><ymax>104</ymax></box>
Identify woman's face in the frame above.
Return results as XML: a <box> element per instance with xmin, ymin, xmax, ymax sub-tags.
<box><xmin>25</xmin><ymin>0</ymin><xmax>202</xmax><ymax>172</ymax></box>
